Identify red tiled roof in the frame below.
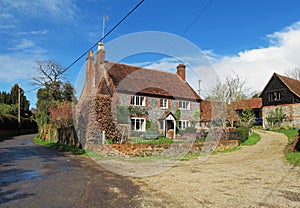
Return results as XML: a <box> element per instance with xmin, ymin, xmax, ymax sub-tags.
<box><xmin>234</xmin><ymin>98</ymin><xmax>262</xmax><ymax>110</ymax></box>
<box><xmin>276</xmin><ymin>73</ymin><xmax>300</xmax><ymax>98</ymax></box>
<box><xmin>98</xmin><ymin>62</ymin><xmax>201</xmax><ymax>102</ymax></box>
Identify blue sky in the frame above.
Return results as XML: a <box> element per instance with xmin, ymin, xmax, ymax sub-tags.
<box><xmin>1</xmin><ymin>0</ymin><xmax>300</xmax><ymax>108</ymax></box>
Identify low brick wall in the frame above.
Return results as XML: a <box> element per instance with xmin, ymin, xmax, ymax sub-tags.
<box><xmin>86</xmin><ymin>140</ymin><xmax>239</xmax><ymax>157</ymax></box>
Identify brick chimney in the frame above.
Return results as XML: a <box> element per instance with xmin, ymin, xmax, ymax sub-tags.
<box><xmin>176</xmin><ymin>64</ymin><xmax>186</xmax><ymax>81</ymax></box>
<box><xmin>96</xmin><ymin>42</ymin><xmax>105</xmax><ymax>64</ymax></box>
<box><xmin>85</xmin><ymin>50</ymin><xmax>94</xmax><ymax>91</ymax></box>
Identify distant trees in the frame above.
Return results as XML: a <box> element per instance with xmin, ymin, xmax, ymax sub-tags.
<box><xmin>285</xmin><ymin>68</ymin><xmax>300</xmax><ymax>81</ymax></box>
<box><xmin>0</xmin><ymin>84</ymin><xmax>31</xmax><ymax>117</ymax></box>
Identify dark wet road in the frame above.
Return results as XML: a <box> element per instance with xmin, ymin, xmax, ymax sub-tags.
<box><xmin>0</xmin><ymin>134</ymin><xmax>141</xmax><ymax>208</ymax></box>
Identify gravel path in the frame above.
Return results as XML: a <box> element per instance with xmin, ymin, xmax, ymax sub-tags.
<box><xmin>135</xmin><ymin>130</ymin><xmax>300</xmax><ymax>207</ymax></box>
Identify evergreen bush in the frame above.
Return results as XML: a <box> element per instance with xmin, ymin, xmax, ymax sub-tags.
<box><xmin>236</xmin><ymin>126</ymin><xmax>250</xmax><ymax>143</ymax></box>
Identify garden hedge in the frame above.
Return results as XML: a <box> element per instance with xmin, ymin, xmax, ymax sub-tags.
<box><xmin>0</xmin><ymin>114</ymin><xmax>37</xmax><ymax>130</ymax></box>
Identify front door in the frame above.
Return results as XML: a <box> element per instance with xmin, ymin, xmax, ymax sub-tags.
<box><xmin>166</xmin><ymin>120</ymin><xmax>175</xmax><ymax>139</ymax></box>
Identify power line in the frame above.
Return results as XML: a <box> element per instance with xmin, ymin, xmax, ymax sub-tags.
<box><xmin>61</xmin><ymin>0</ymin><xmax>145</xmax><ymax>75</ymax></box>
<box><xmin>181</xmin><ymin>0</ymin><xmax>214</xmax><ymax>37</ymax></box>
<box><xmin>25</xmin><ymin>0</ymin><xmax>145</xmax><ymax>93</ymax></box>
<box><xmin>26</xmin><ymin>86</ymin><xmax>41</xmax><ymax>93</ymax></box>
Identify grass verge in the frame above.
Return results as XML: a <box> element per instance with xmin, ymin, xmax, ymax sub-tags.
<box><xmin>241</xmin><ymin>132</ymin><xmax>261</xmax><ymax>146</ymax></box>
<box><xmin>271</xmin><ymin>128</ymin><xmax>300</xmax><ymax>167</ymax></box>
<box><xmin>33</xmin><ymin>136</ymin><xmax>87</xmax><ymax>155</ymax></box>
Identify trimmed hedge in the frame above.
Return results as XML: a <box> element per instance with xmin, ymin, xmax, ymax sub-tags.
<box><xmin>0</xmin><ymin>114</ymin><xmax>37</xmax><ymax>130</ymax></box>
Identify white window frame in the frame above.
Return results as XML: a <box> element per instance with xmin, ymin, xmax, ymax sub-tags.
<box><xmin>130</xmin><ymin>117</ymin><xmax>146</xmax><ymax>131</ymax></box>
<box><xmin>179</xmin><ymin>120</ymin><xmax>190</xmax><ymax>130</ymax></box>
<box><xmin>130</xmin><ymin>95</ymin><xmax>146</xmax><ymax>106</ymax></box>
<box><xmin>179</xmin><ymin>100</ymin><xmax>190</xmax><ymax>110</ymax></box>
<box><xmin>160</xmin><ymin>98</ymin><xmax>168</xmax><ymax>109</ymax></box>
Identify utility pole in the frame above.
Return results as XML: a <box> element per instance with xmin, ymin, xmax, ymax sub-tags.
<box><xmin>18</xmin><ymin>88</ymin><xmax>21</xmax><ymax>132</ymax></box>
<box><xmin>198</xmin><ymin>79</ymin><xmax>201</xmax><ymax>96</ymax></box>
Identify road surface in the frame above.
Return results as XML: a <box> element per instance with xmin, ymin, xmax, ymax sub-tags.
<box><xmin>0</xmin><ymin>134</ymin><xmax>141</xmax><ymax>208</ymax></box>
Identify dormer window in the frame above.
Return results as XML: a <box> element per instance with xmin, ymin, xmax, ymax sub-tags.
<box><xmin>130</xmin><ymin>95</ymin><xmax>146</xmax><ymax>106</ymax></box>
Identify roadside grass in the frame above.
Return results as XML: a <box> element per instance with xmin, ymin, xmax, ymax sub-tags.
<box><xmin>271</xmin><ymin>128</ymin><xmax>300</xmax><ymax>167</ymax></box>
<box><xmin>241</xmin><ymin>132</ymin><xmax>261</xmax><ymax>146</ymax></box>
<box><xmin>33</xmin><ymin>137</ymin><xmax>87</xmax><ymax>155</ymax></box>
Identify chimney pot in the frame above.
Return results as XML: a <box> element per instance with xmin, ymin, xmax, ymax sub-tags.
<box><xmin>96</xmin><ymin>42</ymin><xmax>105</xmax><ymax>64</ymax></box>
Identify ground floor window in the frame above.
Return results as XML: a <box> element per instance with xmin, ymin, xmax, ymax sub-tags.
<box><xmin>179</xmin><ymin>120</ymin><xmax>190</xmax><ymax>130</ymax></box>
<box><xmin>131</xmin><ymin>117</ymin><xmax>146</xmax><ymax>131</ymax></box>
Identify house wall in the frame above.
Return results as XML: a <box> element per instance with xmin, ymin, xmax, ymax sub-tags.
<box><xmin>262</xmin><ymin>104</ymin><xmax>300</xmax><ymax>128</ymax></box>
<box><xmin>114</xmin><ymin>93</ymin><xmax>200</xmax><ymax>125</ymax></box>
<box><xmin>261</xmin><ymin>75</ymin><xmax>300</xmax><ymax>106</ymax></box>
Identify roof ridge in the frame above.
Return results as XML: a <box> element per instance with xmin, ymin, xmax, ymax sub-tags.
<box><xmin>107</xmin><ymin>61</ymin><xmax>181</xmax><ymax>77</ymax></box>
<box><xmin>276</xmin><ymin>73</ymin><xmax>300</xmax><ymax>98</ymax></box>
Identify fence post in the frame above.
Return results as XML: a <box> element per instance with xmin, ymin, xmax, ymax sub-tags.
<box><xmin>102</xmin><ymin>131</ymin><xmax>106</xmax><ymax>144</ymax></box>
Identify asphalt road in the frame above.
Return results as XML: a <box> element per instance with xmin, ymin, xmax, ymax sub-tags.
<box><xmin>0</xmin><ymin>134</ymin><xmax>141</xmax><ymax>208</ymax></box>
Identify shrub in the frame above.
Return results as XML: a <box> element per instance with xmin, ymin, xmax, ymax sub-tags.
<box><xmin>236</xmin><ymin>126</ymin><xmax>250</xmax><ymax>143</ymax></box>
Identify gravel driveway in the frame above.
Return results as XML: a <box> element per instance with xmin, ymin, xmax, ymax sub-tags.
<box><xmin>134</xmin><ymin>130</ymin><xmax>300</xmax><ymax>207</ymax></box>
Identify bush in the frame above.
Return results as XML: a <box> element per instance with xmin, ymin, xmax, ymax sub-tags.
<box><xmin>236</xmin><ymin>126</ymin><xmax>250</xmax><ymax>143</ymax></box>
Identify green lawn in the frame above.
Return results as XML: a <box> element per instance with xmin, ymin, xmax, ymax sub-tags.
<box><xmin>241</xmin><ymin>132</ymin><xmax>261</xmax><ymax>146</ymax></box>
<box><xmin>272</xmin><ymin>128</ymin><xmax>300</xmax><ymax>167</ymax></box>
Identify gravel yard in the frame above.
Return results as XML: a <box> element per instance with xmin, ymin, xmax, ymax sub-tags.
<box><xmin>134</xmin><ymin>130</ymin><xmax>300</xmax><ymax>207</ymax></box>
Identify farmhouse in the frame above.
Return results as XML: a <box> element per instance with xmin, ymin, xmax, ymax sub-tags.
<box><xmin>260</xmin><ymin>73</ymin><xmax>300</xmax><ymax>128</ymax></box>
<box><xmin>79</xmin><ymin>43</ymin><xmax>201</xmax><ymax>140</ymax></box>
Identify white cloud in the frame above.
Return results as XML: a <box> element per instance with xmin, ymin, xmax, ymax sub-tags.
<box><xmin>0</xmin><ymin>39</ymin><xmax>47</xmax><ymax>82</ymax></box>
<box><xmin>0</xmin><ymin>0</ymin><xmax>77</xmax><ymax>21</ymax></box>
<box><xmin>0</xmin><ymin>54</ymin><xmax>38</xmax><ymax>82</ymax></box>
<box><xmin>125</xmin><ymin>22</ymin><xmax>300</xmax><ymax>98</ymax></box>
<box><xmin>143</xmin><ymin>57</ymin><xmax>181</xmax><ymax>72</ymax></box>
<box><xmin>8</xmin><ymin>39</ymin><xmax>36</xmax><ymax>50</ymax></box>
<box><xmin>17</xmin><ymin>29</ymin><xmax>48</xmax><ymax>36</ymax></box>
<box><xmin>211</xmin><ymin>22</ymin><xmax>300</xmax><ymax>94</ymax></box>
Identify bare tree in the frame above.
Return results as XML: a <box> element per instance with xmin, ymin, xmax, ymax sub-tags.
<box><xmin>32</xmin><ymin>60</ymin><xmax>65</xmax><ymax>87</ymax></box>
<box><xmin>32</xmin><ymin>60</ymin><xmax>68</xmax><ymax>101</ymax></box>
<box><xmin>209</xmin><ymin>73</ymin><xmax>250</xmax><ymax>127</ymax></box>
<box><xmin>285</xmin><ymin>68</ymin><xmax>300</xmax><ymax>80</ymax></box>
<box><xmin>210</xmin><ymin>72</ymin><xmax>250</xmax><ymax>104</ymax></box>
